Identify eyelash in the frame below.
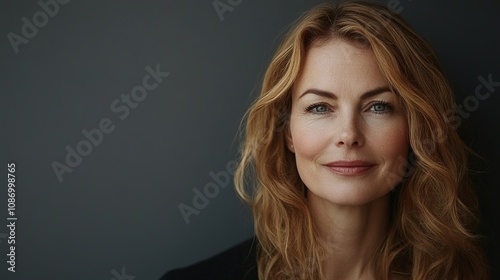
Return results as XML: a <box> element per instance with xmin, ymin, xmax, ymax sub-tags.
<box><xmin>370</xmin><ymin>100</ymin><xmax>393</xmax><ymax>114</ymax></box>
<box><xmin>305</xmin><ymin>102</ymin><xmax>331</xmax><ymax>114</ymax></box>
<box><xmin>304</xmin><ymin>101</ymin><xmax>393</xmax><ymax>114</ymax></box>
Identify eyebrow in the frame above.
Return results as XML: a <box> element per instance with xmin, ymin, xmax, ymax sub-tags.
<box><xmin>298</xmin><ymin>86</ymin><xmax>393</xmax><ymax>100</ymax></box>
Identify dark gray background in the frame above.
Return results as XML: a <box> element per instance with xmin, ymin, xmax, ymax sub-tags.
<box><xmin>1</xmin><ymin>0</ymin><xmax>499</xmax><ymax>279</ymax></box>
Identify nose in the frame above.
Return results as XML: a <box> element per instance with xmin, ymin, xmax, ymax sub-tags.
<box><xmin>335</xmin><ymin>113</ymin><xmax>364</xmax><ymax>147</ymax></box>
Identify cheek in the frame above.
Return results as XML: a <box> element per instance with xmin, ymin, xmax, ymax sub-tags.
<box><xmin>385</xmin><ymin>121</ymin><xmax>408</xmax><ymax>157</ymax></box>
<box><xmin>290</xmin><ymin>120</ymin><xmax>330</xmax><ymax>159</ymax></box>
<box><xmin>371</xmin><ymin>120</ymin><xmax>410</xmax><ymax>181</ymax></box>
<box><xmin>373</xmin><ymin>128</ymin><xmax>408</xmax><ymax>155</ymax></box>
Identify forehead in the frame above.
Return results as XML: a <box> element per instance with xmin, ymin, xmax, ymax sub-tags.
<box><xmin>293</xmin><ymin>39</ymin><xmax>389</xmax><ymax>98</ymax></box>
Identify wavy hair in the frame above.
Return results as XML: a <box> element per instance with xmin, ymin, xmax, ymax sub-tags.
<box><xmin>234</xmin><ymin>1</ymin><xmax>488</xmax><ymax>279</ymax></box>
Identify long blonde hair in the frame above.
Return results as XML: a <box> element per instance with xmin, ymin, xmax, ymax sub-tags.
<box><xmin>235</xmin><ymin>1</ymin><xmax>488</xmax><ymax>279</ymax></box>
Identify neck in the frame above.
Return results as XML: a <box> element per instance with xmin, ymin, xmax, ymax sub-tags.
<box><xmin>308</xmin><ymin>192</ymin><xmax>390</xmax><ymax>280</ymax></box>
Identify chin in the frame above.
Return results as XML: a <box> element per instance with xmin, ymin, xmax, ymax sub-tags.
<box><xmin>306</xmin><ymin>182</ymin><xmax>393</xmax><ymax>207</ymax></box>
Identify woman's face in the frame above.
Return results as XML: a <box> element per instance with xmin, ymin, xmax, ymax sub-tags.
<box><xmin>286</xmin><ymin>39</ymin><xmax>409</xmax><ymax>206</ymax></box>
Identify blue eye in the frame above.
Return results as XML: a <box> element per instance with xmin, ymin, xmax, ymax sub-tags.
<box><xmin>306</xmin><ymin>103</ymin><xmax>330</xmax><ymax>114</ymax></box>
<box><xmin>371</xmin><ymin>102</ymin><xmax>392</xmax><ymax>113</ymax></box>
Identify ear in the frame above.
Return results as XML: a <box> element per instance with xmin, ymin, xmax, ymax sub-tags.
<box><xmin>285</xmin><ymin>126</ymin><xmax>295</xmax><ymax>153</ymax></box>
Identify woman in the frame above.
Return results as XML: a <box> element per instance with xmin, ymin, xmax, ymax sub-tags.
<box><xmin>162</xmin><ymin>1</ymin><xmax>488</xmax><ymax>279</ymax></box>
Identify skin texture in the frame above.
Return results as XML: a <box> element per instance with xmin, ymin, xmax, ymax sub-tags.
<box><xmin>286</xmin><ymin>38</ymin><xmax>409</xmax><ymax>279</ymax></box>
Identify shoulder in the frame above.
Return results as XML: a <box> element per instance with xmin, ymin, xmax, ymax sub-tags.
<box><xmin>159</xmin><ymin>237</ymin><xmax>258</xmax><ymax>280</ymax></box>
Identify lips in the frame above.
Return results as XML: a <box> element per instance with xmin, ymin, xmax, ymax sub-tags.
<box><xmin>323</xmin><ymin>160</ymin><xmax>377</xmax><ymax>176</ymax></box>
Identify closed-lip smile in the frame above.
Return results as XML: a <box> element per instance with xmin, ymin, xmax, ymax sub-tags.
<box><xmin>323</xmin><ymin>160</ymin><xmax>377</xmax><ymax>176</ymax></box>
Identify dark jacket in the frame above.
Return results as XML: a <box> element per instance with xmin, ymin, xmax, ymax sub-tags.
<box><xmin>160</xmin><ymin>237</ymin><xmax>258</xmax><ymax>280</ymax></box>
